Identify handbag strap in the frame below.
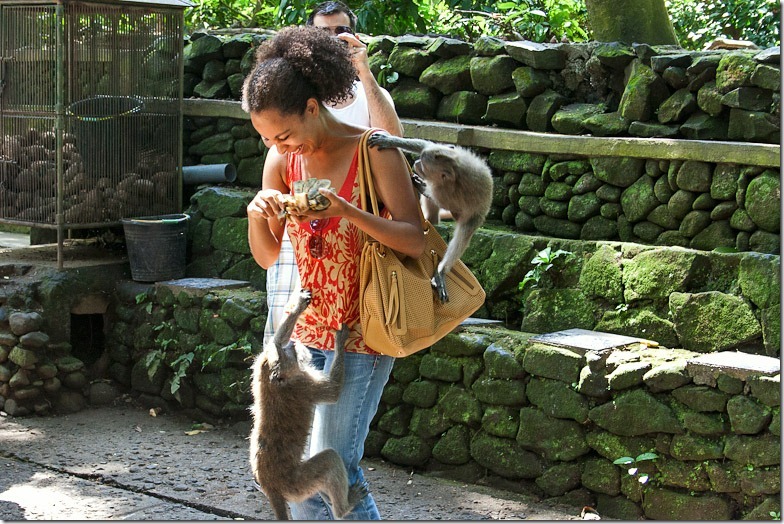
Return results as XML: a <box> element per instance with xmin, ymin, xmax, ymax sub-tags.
<box><xmin>357</xmin><ymin>129</ymin><xmax>428</xmax><ymax>226</ymax></box>
<box><xmin>357</xmin><ymin>129</ymin><xmax>380</xmax><ymax>217</ymax></box>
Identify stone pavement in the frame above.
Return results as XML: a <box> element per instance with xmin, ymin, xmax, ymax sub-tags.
<box><xmin>0</xmin><ymin>404</ymin><xmax>581</xmax><ymax>521</ymax></box>
<box><xmin>0</xmin><ymin>230</ymin><xmax>29</xmax><ymax>250</ymax></box>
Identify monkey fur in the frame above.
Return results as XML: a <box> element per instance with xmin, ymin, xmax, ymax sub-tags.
<box><xmin>368</xmin><ymin>133</ymin><xmax>492</xmax><ymax>303</ymax></box>
<box><xmin>249</xmin><ymin>289</ymin><xmax>362</xmax><ymax>519</ymax></box>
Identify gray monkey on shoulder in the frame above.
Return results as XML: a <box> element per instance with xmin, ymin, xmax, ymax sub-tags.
<box><xmin>249</xmin><ymin>289</ymin><xmax>362</xmax><ymax>519</ymax></box>
<box><xmin>368</xmin><ymin>133</ymin><xmax>492</xmax><ymax>303</ymax></box>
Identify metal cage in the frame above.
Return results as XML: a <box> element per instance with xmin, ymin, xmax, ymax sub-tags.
<box><xmin>0</xmin><ymin>0</ymin><xmax>190</xmax><ymax>265</ymax></box>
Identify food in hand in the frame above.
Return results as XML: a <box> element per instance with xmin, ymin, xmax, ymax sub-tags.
<box><xmin>277</xmin><ymin>179</ymin><xmax>334</xmax><ymax>218</ymax></box>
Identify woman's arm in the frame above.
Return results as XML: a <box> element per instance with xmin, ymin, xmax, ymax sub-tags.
<box><xmin>306</xmin><ymin>145</ymin><xmax>425</xmax><ymax>259</ymax></box>
<box><xmin>247</xmin><ymin>148</ymin><xmax>289</xmax><ymax>269</ymax></box>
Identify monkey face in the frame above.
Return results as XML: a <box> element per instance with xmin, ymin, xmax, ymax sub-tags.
<box><xmin>415</xmin><ymin>147</ymin><xmax>458</xmax><ymax>184</ymax></box>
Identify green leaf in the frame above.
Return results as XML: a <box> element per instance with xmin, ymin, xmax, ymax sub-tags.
<box><xmin>636</xmin><ymin>452</ymin><xmax>659</xmax><ymax>462</ymax></box>
<box><xmin>613</xmin><ymin>456</ymin><xmax>635</xmax><ymax>465</ymax></box>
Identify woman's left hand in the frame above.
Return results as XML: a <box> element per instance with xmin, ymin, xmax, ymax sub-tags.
<box><xmin>286</xmin><ymin>188</ymin><xmax>352</xmax><ymax>224</ymax></box>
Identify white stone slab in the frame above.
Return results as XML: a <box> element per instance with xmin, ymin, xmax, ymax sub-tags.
<box><xmin>530</xmin><ymin>328</ymin><xmax>652</xmax><ymax>355</ymax></box>
<box><xmin>687</xmin><ymin>351</ymin><xmax>780</xmax><ymax>385</ymax></box>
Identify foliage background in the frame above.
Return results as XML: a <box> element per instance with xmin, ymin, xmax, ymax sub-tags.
<box><xmin>185</xmin><ymin>0</ymin><xmax>780</xmax><ymax>51</ymax></box>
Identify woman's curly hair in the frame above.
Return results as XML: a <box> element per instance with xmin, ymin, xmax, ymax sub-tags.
<box><xmin>241</xmin><ymin>26</ymin><xmax>355</xmax><ymax>116</ymax></box>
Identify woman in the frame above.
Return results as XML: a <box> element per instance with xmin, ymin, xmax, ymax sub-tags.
<box><xmin>242</xmin><ymin>26</ymin><xmax>424</xmax><ymax>520</ymax></box>
<box><xmin>262</xmin><ymin>2</ymin><xmax>402</xmax><ymax>348</ymax></box>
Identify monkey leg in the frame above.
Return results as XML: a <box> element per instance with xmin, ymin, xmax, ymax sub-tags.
<box><xmin>433</xmin><ymin>217</ymin><xmax>481</xmax><ymax>303</ymax></box>
<box><xmin>296</xmin><ymin>449</ymin><xmax>354</xmax><ymax>519</ymax></box>
<box><xmin>265</xmin><ymin>490</ymin><xmax>291</xmax><ymax>520</ymax></box>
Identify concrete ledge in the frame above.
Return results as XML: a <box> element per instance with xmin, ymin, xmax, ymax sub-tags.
<box><xmin>155</xmin><ymin>277</ymin><xmax>251</xmax><ymax>298</ymax></box>
<box><xmin>687</xmin><ymin>351</ymin><xmax>780</xmax><ymax>386</ymax></box>
<box><xmin>182</xmin><ymin>98</ymin><xmax>780</xmax><ymax>167</ymax></box>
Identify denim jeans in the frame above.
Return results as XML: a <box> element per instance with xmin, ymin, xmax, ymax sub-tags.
<box><xmin>288</xmin><ymin>348</ymin><xmax>394</xmax><ymax>520</ymax></box>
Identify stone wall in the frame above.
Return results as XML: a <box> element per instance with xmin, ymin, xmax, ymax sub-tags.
<box><xmin>184</xmin><ymin>31</ymin><xmax>780</xmax><ymax>143</ymax></box>
<box><xmin>368</xmin><ymin>326</ymin><xmax>780</xmax><ymax>520</ymax></box>
<box><xmin>181</xmin><ymin>32</ymin><xmax>781</xmax><ymax>254</ymax></box>
<box><xmin>0</xmin><ymin>252</ymin><xmax>131</xmax><ymax>416</ymax></box>
<box><xmin>100</xmin><ymin>277</ymin><xmax>781</xmax><ymax>520</ymax></box>
<box><xmin>105</xmin><ymin>278</ymin><xmax>265</xmax><ymax>421</ymax></box>
<box><xmin>185</xmin><ymin>186</ymin><xmax>780</xmax><ymax>357</ymax></box>
<box><xmin>0</xmin><ymin>216</ymin><xmax>779</xmax><ymax>521</ymax></box>
<box><xmin>490</xmin><ymin>153</ymin><xmax>780</xmax><ymax>255</ymax></box>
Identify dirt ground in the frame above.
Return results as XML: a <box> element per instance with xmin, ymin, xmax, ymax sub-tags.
<box><xmin>0</xmin><ymin>402</ymin><xmax>584</xmax><ymax>521</ymax></box>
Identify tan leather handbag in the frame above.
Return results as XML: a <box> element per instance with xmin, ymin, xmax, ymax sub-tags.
<box><xmin>357</xmin><ymin>130</ymin><xmax>486</xmax><ymax>357</ymax></box>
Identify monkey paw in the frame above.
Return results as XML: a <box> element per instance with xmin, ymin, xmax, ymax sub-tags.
<box><xmin>411</xmin><ymin>173</ymin><xmax>428</xmax><ymax>195</ymax></box>
<box><xmin>367</xmin><ymin>132</ymin><xmax>392</xmax><ymax>150</ymax></box>
<box><xmin>295</xmin><ymin>289</ymin><xmax>312</xmax><ymax>310</ymax></box>
<box><xmin>431</xmin><ymin>272</ymin><xmax>449</xmax><ymax>303</ymax></box>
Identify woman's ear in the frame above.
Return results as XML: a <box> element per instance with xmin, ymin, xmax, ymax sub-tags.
<box><xmin>305</xmin><ymin>98</ymin><xmax>320</xmax><ymax>118</ymax></box>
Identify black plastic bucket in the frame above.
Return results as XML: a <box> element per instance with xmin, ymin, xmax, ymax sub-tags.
<box><xmin>121</xmin><ymin>214</ymin><xmax>189</xmax><ymax>282</ymax></box>
<box><xmin>68</xmin><ymin>96</ymin><xmax>144</xmax><ymax>177</ymax></box>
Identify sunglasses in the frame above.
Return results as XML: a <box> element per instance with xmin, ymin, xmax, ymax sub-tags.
<box><xmin>308</xmin><ymin>218</ymin><xmax>332</xmax><ymax>259</ymax></box>
<box><xmin>319</xmin><ymin>25</ymin><xmax>354</xmax><ymax>36</ymax></box>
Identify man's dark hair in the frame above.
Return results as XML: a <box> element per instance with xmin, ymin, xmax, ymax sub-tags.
<box><xmin>305</xmin><ymin>1</ymin><xmax>357</xmax><ymax>32</ymax></box>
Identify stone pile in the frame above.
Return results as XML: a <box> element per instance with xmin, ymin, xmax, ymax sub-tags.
<box><xmin>0</xmin><ymin>311</ymin><xmax>88</xmax><ymax>416</ymax></box>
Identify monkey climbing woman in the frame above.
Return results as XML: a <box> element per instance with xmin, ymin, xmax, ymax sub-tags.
<box><xmin>242</xmin><ymin>26</ymin><xmax>425</xmax><ymax>520</ymax></box>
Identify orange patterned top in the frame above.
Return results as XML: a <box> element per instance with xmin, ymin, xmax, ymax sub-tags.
<box><xmin>284</xmin><ymin>145</ymin><xmax>378</xmax><ymax>355</ymax></box>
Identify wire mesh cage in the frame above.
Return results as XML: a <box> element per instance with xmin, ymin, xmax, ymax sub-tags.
<box><xmin>0</xmin><ymin>0</ymin><xmax>190</xmax><ymax>250</ymax></box>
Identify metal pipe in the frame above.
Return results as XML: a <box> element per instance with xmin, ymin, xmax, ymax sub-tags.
<box><xmin>182</xmin><ymin>163</ymin><xmax>237</xmax><ymax>185</ymax></box>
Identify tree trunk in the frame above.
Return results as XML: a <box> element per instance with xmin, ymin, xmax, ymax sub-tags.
<box><xmin>585</xmin><ymin>0</ymin><xmax>679</xmax><ymax>46</ymax></box>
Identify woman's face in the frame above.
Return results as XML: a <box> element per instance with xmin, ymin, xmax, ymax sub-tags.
<box><xmin>251</xmin><ymin>100</ymin><xmax>320</xmax><ymax>156</ymax></box>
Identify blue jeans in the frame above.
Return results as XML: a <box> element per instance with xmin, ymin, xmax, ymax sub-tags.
<box><xmin>289</xmin><ymin>348</ymin><xmax>394</xmax><ymax>520</ymax></box>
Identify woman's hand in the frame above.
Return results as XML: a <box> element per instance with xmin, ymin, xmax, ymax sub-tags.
<box><xmin>248</xmin><ymin>188</ymin><xmax>285</xmax><ymax>222</ymax></box>
<box><xmin>285</xmin><ymin>188</ymin><xmax>351</xmax><ymax>225</ymax></box>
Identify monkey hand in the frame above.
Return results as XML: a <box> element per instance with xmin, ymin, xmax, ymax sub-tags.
<box><xmin>411</xmin><ymin>173</ymin><xmax>428</xmax><ymax>195</ymax></box>
<box><xmin>367</xmin><ymin>131</ymin><xmax>393</xmax><ymax>150</ymax></box>
<box><xmin>294</xmin><ymin>289</ymin><xmax>312</xmax><ymax>313</ymax></box>
<box><xmin>431</xmin><ymin>270</ymin><xmax>449</xmax><ymax>303</ymax></box>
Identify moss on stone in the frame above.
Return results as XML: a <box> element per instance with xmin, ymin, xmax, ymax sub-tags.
<box><xmin>471</xmin><ymin>431</ymin><xmax>545</xmax><ymax>478</ymax></box>
<box><xmin>440</xmin><ymin>386</ymin><xmax>483</xmax><ymax>425</ymax></box>
<box><xmin>623</xmin><ymin>248</ymin><xmax>706</xmax><ymax>301</ymax></box>
<box><xmin>432</xmin><ymin>425</ymin><xmax>471</xmax><ymax>465</ymax></box>
<box><xmin>669</xmin><ymin>291</ymin><xmax>762</xmax><ymax>352</ymax></box>
<box><xmin>481</xmin><ymin>405</ymin><xmax>520</xmax><ymax>438</ymax></box>
<box><xmin>589</xmin><ymin>388</ymin><xmax>682</xmax><ymax>436</ymax></box>
<box><xmin>517</xmin><ymin>407</ymin><xmax>590</xmax><ymax>461</ymax></box>
<box><xmin>381</xmin><ymin>435</ymin><xmax>432</xmax><ymax>466</ymax></box>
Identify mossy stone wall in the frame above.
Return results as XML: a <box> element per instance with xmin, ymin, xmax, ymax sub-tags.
<box><xmin>186</xmin><ymin>186</ymin><xmax>780</xmax><ymax>357</ymax></box>
<box><xmin>182</xmin><ymin>32</ymin><xmax>780</xmax><ymax>254</ymax></box>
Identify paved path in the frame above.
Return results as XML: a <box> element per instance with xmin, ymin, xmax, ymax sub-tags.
<box><xmin>0</xmin><ymin>231</ymin><xmax>29</xmax><ymax>249</ymax></box>
<box><xmin>0</xmin><ymin>404</ymin><xmax>581</xmax><ymax>521</ymax></box>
